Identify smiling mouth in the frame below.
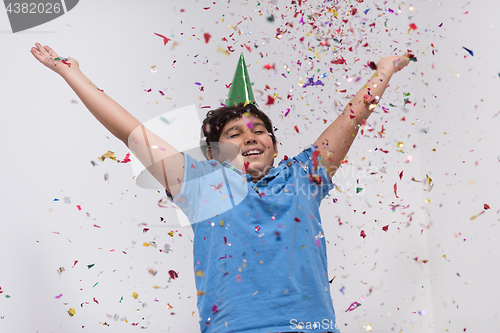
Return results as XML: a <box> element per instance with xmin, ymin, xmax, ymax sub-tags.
<box><xmin>242</xmin><ymin>151</ymin><xmax>263</xmax><ymax>157</ymax></box>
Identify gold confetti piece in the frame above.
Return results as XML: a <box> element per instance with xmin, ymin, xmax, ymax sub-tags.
<box><xmin>196</xmin><ymin>270</ymin><xmax>204</xmax><ymax>277</ymax></box>
<box><xmin>397</xmin><ymin>141</ymin><xmax>404</xmax><ymax>148</ymax></box>
<box><xmin>98</xmin><ymin>151</ymin><xmax>118</xmax><ymax>162</ymax></box>
<box><xmin>132</xmin><ymin>292</ymin><xmax>138</xmax><ymax>299</ymax></box>
<box><xmin>220</xmin><ymin>220</ymin><xmax>224</xmax><ymax>226</ymax></box>
<box><xmin>142</xmin><ymin>242</ymin><xmax>151</xmax><ymax>247</ymax></box>
<box><xmin>426</xmin><ymin>174</ymin><xmax>433</xmax><ymax>186</ymax></box>
<box><xmin>197</xmin><ymin>290</ymin><xmax>205</xmax><ymax>296</ymax></box>
<box><xmin>68</xmin><ymin>308</ymin><xmax>75</xmax><ymax>317</ymax></box>
<box><xmin>425</xmin><ymin>198</ymin><xmax>431</xmax><ymax>203</ymax></box>
<box><xmin>300</xmin><ymin>245</ymin><xmax>305</xmax><ymax>249</ymax></box>
<box><xmin>57</xmin><ymin>267</ymin><xmax>65</xmax><ymax>275</ymax></box>
<box><xmin>168</xmin><ymin>231</ymin><xmax>174</xmax><ymax>237</ymax></box>
<box><xmin>217</xmin><ymin>46</ymin><xmax>230</xmax><ymax>56</ymax></box>
<box><xmin>443</xmin><ymin>255</ymin><xmax>447</xmax><ymax>259</ymax></box>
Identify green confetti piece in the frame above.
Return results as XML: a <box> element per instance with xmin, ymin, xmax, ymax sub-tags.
<box><xmin>300</xmin><ymin>245</ymin><xmax>305</xmax><ymax>250</ymax></box>
<box><xmin>87</xmin><ymin>264</ymin><xmax>95</xmax><ymax>269</ymax></box>
<box><xmin>119</xmin><ymin>296</ymin><xmax>123</xmax><ymax>303</ymax></box>
<box><xmin>356</xmin><ymin>187</ymin><xmax>363</xmax><ymax>193</ymax></box>
<box><xmin>92</xmin><ymin>282</ymin><xmax>98</xmax><ymax>288</ymax></box>
<box><xmin>5</xmin><ymin>295</ymin><xmax>11</xmax><ymax>298</ymax></box>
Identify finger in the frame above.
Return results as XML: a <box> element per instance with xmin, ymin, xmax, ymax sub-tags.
<box><xmin>34</xmin><ymin>43</ymin><xmax>51</xmax><ymax>58</ymax></box>
<box><xmin>44</xmin><ymin>45</ymin><xmax>59</xmax><ymax>58</ymax></box>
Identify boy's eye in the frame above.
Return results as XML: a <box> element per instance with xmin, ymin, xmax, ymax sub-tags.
<box><xmin>229</xmin><ymin>134</ymin><xmax>239</xmax><ymax>138</ymax></box>
<box><xmin>256</xmin><ymin>131</ymin><xmax>264</xmax><ymax>134</ymax></box>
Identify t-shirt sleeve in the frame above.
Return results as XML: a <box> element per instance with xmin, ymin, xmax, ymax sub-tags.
<box><xmin>166</xmin><ymin>152</ymin><xmax>221</xmax><ymax>224</ymax></box>
<box><xmin>279</xmin><ymin>143</ymin><xmax>334</xmax><ymax>205</ymax></box>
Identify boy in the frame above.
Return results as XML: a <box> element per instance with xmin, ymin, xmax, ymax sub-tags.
<box><xmin>31</xmin><ymin>43</ymin><xmax>410</xmax><ymax>332</ymax></box>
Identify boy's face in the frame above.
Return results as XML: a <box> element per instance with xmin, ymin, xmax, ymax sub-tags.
<box><xmin>209</xmin><ymin>113</ymin><xmax>277</xmax><ymax>181</ymax></box>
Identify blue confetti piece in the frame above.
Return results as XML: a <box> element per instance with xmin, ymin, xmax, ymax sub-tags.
<box><xmin>463</xmin><ymin>47</ymin><xmax>474</xmax><ymax>56</ymax></box>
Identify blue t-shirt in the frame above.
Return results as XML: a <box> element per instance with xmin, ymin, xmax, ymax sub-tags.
<box><xmin>170</xmin><ymin>144</ymin><xmax>340</xmax><ymax>333</ymax></box>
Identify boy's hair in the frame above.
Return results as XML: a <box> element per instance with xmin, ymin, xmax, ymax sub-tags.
<box><xmin>200</xmin><ymin>103</ymin><xmax>278</xmax><ymax>160</ymax></box>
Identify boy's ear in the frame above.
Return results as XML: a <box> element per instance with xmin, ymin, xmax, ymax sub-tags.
<box><xmin>207</xmin><ymin>146</ymin><xmax>212</xmax><ymax>160</ymax></box>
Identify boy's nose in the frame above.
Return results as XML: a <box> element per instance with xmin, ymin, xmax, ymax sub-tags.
<box><xmin>243</xmin><ymin>129</ymin><xmax>257</xmax><ymax>143</ymax></box>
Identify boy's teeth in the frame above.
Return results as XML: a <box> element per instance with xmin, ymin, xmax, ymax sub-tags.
<box><xmin>244</xmin><ymin>150</ymin><xmax>262</xmax><ymax>156</ymax></box>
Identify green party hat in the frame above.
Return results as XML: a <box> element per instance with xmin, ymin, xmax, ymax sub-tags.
<box><xmin>225</xmin><ymin>53</ymin><xmax>255</xmax><ymax>106</ymax></box>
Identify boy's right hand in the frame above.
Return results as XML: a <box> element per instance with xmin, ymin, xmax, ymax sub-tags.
<box><xmin>30</xmin><ymin>43</ymin><xmax>79</xmax><ymax>75</ymax></box>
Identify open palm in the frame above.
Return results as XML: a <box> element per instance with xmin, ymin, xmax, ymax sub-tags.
<box><xmin>30</xmin><ymin>43</ymin><xmax>78</xmax><ymax>75</ymax></box>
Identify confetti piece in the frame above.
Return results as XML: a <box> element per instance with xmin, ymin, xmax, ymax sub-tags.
<box><xmin>87</xmin><ymin>264</ymin><xmax>95</xmax><ymax>269</ymax></box>
<box><xmin>98</xmin><ymin>151</ymin><xmax>117</xmax><ymax>162</ymax></box>
<box><xmin>68</xmin><ymin>308</ymin><xmax>75</xmax><ymax>317</ymax></box>
<box><xmin>294</xmin><ymin>125</ymin><xmax>299</xmax><ymax>133</ymax></box>
<box><xmin>360</xmin><ymin>230</ymin><xmax>366</xmax><ymax>238</ymax></box>
<box><xmin>463</xmin><ymin>47</ymin><xmax>474</xmax><ymax>56</ymax></box>
<box><xmin>204</xmin><ymin>33</ymin><xmax>211</xmax><ymax>43</ymax></box>
<box><xmin>382</xmin><ymin>225</ymin><xmax>389</xmax><ymax>232</ymax></box>
<box><xmin>93</xmin><ymin>298</ymin><xmax>99</xmax><ymax>304</ymax></box>
<box><xmin>394</xmin><ymin>183</ymin><xmax>399</xmax><ymax>198</ymax></box>
<box><xmin>345</xmin><ymin>301</ymin><xmax>361</xmax><ymax>312</ymax></box>
<box><xmin>409</xmin><ymin>23</ymin><xmax>418</xmax><ymax>30</ymax></box>
<box><xmin>484</xmin><ymin>204</ymin><xmax>490</xmax><ymax>210</ymax></box>
<box><xmin>55</xmin><ymin>294</ymin><xmax>63</xmax><ymax>299</ymax></box>
<box><xmin>169</xmin><ymin>270</ymin><xmax>178</xmax><ymax>280</ymax></box>
<box><xmin>57</xmin><ymin>267</ymin><xmax>65</xmax><ymax>275</ymax></box>
<box><xmin>132</xmin><ymin>292</ymin><xmax>139</xmax><ymax>299</ymax></box>
<box><xmin>154</xmin><ymin>32</ymin><xmax>171</xmax><ymax>45</ymax></box>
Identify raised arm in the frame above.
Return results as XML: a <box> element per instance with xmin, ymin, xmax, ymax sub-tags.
<box><xmin>30</xmin><ymin>43</ymin><xmax>184</xmax><ymax>197</ymax></box>
<box><xmin>313</xmin><ymin>55</ymin><xmax>410</xmax><ymax>179</ymax></box>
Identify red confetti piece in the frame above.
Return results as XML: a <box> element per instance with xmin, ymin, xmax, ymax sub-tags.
<box><xmin>93</xmin><ymin>298</ymin><xmax>99</xmax><ymax>304</ymax></box>
<box><xmin>360</xmin><ymin>230</ymin><xmax>366</xmax><ymax>238</ymax></box>
<box><xmin>243</xmin><ymin>161</ymin><xmax>250</xmax><ymax>174</ymax></box>
<box><xmin>76</xmin><ymin>205</ymin><xmax>81</xmax><ymax>210</ymax></box>
<box><xmin>72</xmin><ymin>260</ymin><xmax>78</xmax><ymax>268</ymax></box>
<box><xmin>382</xmin><ymin>225</ymin><xmax>389</xmax><ymax>232</ymax></box>
<box><xmin>219</xmin><ymin>254</ymin><xmax>227</xmax><ymax>261</ymax></box>
<box><xmin>264</xmin><ymin>63</ymin><xmax>276</xmax><ymax>70</ymax></box>
<box><xmin>204</xmin><ymin>32</ymin><xmax>211</xmax><ymax>43</ymax></box>
<box><xmin>143</xmin><ymin>228</ymin><xmax>149</xmax><ymax>233</ymax></box>
<box><xmin>394</xmin><ymin>183</ymin><xmax>399</xmax><ymax>198</ymax></box>
<box><xmin>409</xmin><ymin>23</ymin><xmax>418</xmax><ymax>30</ymax></box>
<box><xmin>154</xmin><ymin>32</ymin><xmax>171</xmax><ymax>45</ymax></box>
<box><xmin>266</xmin><ymin>95</ymin><xmax>275</xmax><ymax>105</ymax></box>
<box><xmin>168</xmin><ymin>270</ymin><xmax>178</xmax><ymax>280</ymax></box>
<box><xmin>332</xmin><ymin>57</ymin><xmax>346</xmax><ymax>65</ymax></box>
<box><xmin>224</xmin><ymin>236</ymin><xmax>227</xmax><ymax>244</ymax></box>
<box><xmin>484</xmin><ymin>204</ymin><xmax>490</xmax><ymax>210</ymax></box>
<box><xmin>312</xmin><ymin>150</ymin><xmax>320</xmax><ymax>168</ymax></box>
<box><xmin>399</xmin><ymin>171</ymin><xmax>403</xmax><ymax>180</ymax></box>
<box><xmin>255</xmin><ymin>226</ymin><xmax>261</xmax><ymax>232</ymax></box>
<box><xmin>294</xmin><ymin>217</ymin><xmax>301</xmax><ymax>222</ymax></box>
<box><xmin>120</xmin><ymin>153</ymin><xmax>131</xmax><ymax>163</ymax></box>
<box><xmin>379</xmin><ymin>149</ymin><xmax>389</xmax><ymax>154</ymax></box>
<box><xmin>294</xmin><ymin>125</ymin><xmax>299</xmax><ymax>133</ymax></box>
<box><xmin>367</xmin><ymin>61</ymin><xmax>377</xmax><ymax>70</ymax></box>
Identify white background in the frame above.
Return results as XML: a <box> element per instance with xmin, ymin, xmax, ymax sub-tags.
<box><xmin>0</xmin><ymin>0</ymin><xmax>499</xmax><ymax>332</ymax></box>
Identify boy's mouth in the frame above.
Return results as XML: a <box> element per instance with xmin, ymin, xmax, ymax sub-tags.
<box><xmin>242</xmin><ymin>149</ymin><xmax>263</xmax><ymax>157</ymax></box>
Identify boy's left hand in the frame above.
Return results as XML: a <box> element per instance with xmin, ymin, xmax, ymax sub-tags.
<box><xmin>376</xmin><ymin>55</ymin><xmax>411</xmax><ymax>73</ymax></box>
